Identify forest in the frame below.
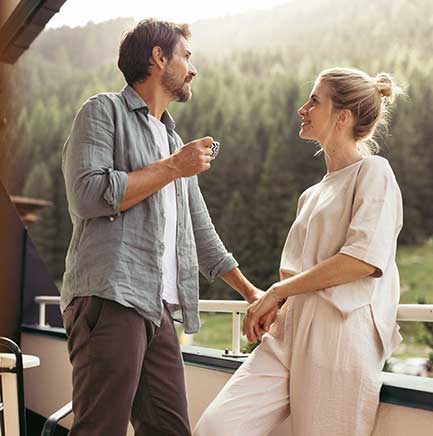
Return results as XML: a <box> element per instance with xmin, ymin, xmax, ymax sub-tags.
<box><xmin>2</xmin><ymin>0</ymin><xmax>432</xmax><ymax>303</ymax></box>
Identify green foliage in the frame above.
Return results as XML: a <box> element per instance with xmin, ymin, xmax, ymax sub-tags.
<box><xmin>411</xmin><ymin>296</ymin><xmax>433</xmax><ymax>359</ymax></box>
<box><xmin>242</xmin><ymin>340</ymin><xmax>260</xmax><ymax>354</ymax></box>
<box><xmin>398</xmin><ymin>239</ymin><xmax>433</xmax><ymax>304</ymax></box>
<box><xmin>4</xmin><ymin>0</ymin><xmax>433</xmax><ymax>291</ymax></box>
<box><xmin>187</xmin><ymin>313</ymin><xmax>249</xmax><ymax>350</ymax></box>
<box><xmin>395</xmin><ymin>241</ymin><xmax>433</xmax><ymax>356</ymax></box>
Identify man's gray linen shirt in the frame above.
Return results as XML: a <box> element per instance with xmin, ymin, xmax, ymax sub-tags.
<box><xmin>61</xmin><ymin>85</ymin><xmax>238</xmax><ymax>333</ymax></box>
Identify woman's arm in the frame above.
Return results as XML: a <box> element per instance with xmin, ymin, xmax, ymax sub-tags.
<box><xmin>243</xmin><ymin>253</ymin><xmax>375</xmax><ymax>342</ymax></box>
<box><xmin>271</xmin><ymin>253</ymin><xmax>375</xmax><ymax>300</ymax></box>
<box><xmin>279</xmin><ymin>270</ymin><xmax>294</xmax><ymax>281</ymax></box>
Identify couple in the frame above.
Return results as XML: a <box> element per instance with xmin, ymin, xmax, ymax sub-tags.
<box><xmin>61</xmin><ymin>18</ymin><xmax>403</xmax><ymax>436</ymax></box>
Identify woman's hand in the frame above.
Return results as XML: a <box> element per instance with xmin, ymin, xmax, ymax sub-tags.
<box><xmin>242</xmin><ymin>290</ymin><xmax>280</xmax><ymax>343</ymax></box>
<box><xmin>245</xmin><ymin>289</ymin><xmax>279</xmax><ymax>340</ymax></box>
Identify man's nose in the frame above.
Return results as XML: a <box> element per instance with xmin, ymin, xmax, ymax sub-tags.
<box><xmin>189</xmin><ymin>62</ymin><xmax>198</xmax><ymax>77</ymax></box>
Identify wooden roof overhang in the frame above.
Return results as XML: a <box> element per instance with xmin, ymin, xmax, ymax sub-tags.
<box><xmin>0</xmin><ymin>0</ymin><xmax>67</xmax><ymax>64</ymax></box>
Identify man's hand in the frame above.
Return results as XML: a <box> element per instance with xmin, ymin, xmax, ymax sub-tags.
<box><xmin>170</xmin><ymin>136</ymin><xmax>213</xmax><ymax>178</ymax></box>
<box><xmin>242</xmin><ymin>291</ymin><xmax>279</xmax><ymax>343</ymax></box>
<box><xmin>219</xmin><ymin>269</ymin><xmax>279</xmax><ymax>340</ymax></box>
<box><xmin>246</xmin><ymin>288</ymin><xmax>278</xmax><ymax>335</ymax></box>
<box><xmin>246</xmin><ymin>288</ymin><xmax>278</xmax><ymax>334</ymax></box>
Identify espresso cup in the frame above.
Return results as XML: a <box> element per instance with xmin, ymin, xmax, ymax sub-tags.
<box><xmin>210</xmin><ymin>141</ymin><xmax>220</xmax><ymax>160</ymax></box>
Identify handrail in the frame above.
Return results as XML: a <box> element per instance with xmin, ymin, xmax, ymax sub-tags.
<box><xmin>34</xmin><ymin>296</ymin><xmax>433</xmax><ymax>356</ymax></box>
<box><xmin>34</xmin><ymin>295</ymin><xmax>433</xmax><ymax>320</ymax></box>
<box><xmin>34</xmin><ymin>296</ymin><xmax>62</xmax><ymax>327</ymax></box>
<box><xmin>396</xmin><ymin>304</ymin><xmax>433</xmax><ymax>322</ymax></box>
<box><xmin>40</xmin><ymin>401</ymin><xmax>73</xmax><ymax>436</ymax></box>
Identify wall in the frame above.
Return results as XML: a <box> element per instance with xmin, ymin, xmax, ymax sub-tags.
<box><xmin>0</xmin><ymin>182</ymin><xmax>25</xmax><ymax>343</ymax></box>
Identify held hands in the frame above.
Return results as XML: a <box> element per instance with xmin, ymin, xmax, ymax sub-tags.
<box><xmin>171</xmin><ymin>136</ymin><xmax>213</xmax><ymax>178</ymax></box>
<box><xmin>242</xmin><ymin>287</ymin><xmax>282</xmax><ymax>343</ymax></box>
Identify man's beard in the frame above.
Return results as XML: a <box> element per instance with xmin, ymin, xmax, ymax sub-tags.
<box><xmin>161</xmin><ymin>68</ymin><xmax>191</xmax><ymax>103</ymax></box>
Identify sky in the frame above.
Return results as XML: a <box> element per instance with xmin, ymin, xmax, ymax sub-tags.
<box><xmin>47</xmin><ymin>0</ymin><xmax>292</xmax><ymax>28</ymax></box>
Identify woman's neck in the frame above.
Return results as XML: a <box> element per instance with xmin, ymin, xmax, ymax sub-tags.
<box><xmin>323</xmin><ymin>141</ymin><xmax>363</xmax><ymax>173</ymax></box>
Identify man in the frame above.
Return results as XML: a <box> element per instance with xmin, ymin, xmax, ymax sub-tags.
<box><xmin>61</xmin><ymin>19</ymin><xmax>268</xmax><ymax>436</ymax></box>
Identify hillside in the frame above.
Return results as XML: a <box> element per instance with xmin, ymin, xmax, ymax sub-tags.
<box><xmin>18</xmin><ymin>0</ymin><xmax>432</xmax><ymax>71</ymax></box>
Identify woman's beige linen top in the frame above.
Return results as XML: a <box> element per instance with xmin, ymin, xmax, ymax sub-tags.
<box><xmin>280</xmin><ymin>156</ymin><xmax>403</xmax><ymax>358</ymax></box>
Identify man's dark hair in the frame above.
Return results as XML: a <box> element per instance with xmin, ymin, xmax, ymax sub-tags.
<box><xmin>118</xmin><ymin>18</ymin><xmax>191</xmax><ymax>86</ymax></box>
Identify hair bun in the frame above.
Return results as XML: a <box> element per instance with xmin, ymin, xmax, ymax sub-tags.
<box><xmin>375</xmin><ymin>73</ymin><xmax>398</xmax><ymax>102</ymax></box>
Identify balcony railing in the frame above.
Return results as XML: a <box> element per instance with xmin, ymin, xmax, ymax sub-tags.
<box><xmin>34</xmin><ymin>296</ymin><xmax>433</xmax><ymax>357</ymax></box>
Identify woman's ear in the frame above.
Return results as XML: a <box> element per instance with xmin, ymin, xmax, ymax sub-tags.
<box><xmin>337</xmin><ymin>109</ymin><xmax>353</xmax><ymax>130</ymax></box>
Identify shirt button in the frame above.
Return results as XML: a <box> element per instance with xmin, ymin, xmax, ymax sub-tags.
<box><xmin>109</xmin><ymin>216</ymin><xmax>115</xmax><ymax>222</ymax></box>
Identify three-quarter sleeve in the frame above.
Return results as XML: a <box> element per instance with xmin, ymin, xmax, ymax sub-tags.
<box><xmin>62</xmin><ymin>96</ymin><xmax>128</xmax><ymax>220</ymax></box>
<box><xmin>188</xmin><ymin>175</ymin><xmax>238</xmax><ymax>281</ymax></box>
<box><xmin>339</xmin><ymin>157</ymin><xmax>403</xmax><ymax>277</ymax></box>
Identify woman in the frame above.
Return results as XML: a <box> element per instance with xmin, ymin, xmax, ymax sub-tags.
<box><xmin>194</xmin><ymin>67</ymin><xmax>403</xmax><ymax>436</ymax></box>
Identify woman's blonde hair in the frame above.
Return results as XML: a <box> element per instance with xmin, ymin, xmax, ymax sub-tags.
<box><xmin>317</xmin><ymin>67</ymin><xmax>401</xmax><ymax>156</ymax></box>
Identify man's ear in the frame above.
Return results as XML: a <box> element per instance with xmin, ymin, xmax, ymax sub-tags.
<box><xmin>151</xmin><ymin>46</ymin><xmax>167</xmax><ymax>70</ymax></box>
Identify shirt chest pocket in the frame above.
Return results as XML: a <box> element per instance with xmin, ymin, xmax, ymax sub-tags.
<box><xmin>124</xmin><ymin>134</ymin><xmax>163</xmax><ymax>171</ymax></box>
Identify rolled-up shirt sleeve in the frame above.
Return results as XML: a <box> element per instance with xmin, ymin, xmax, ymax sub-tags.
<box><xmin>62</xmin><ymin>96</ymin><xmax>128</xmax><ymax>219</ymax></box>
<box><xmin>188</xmin><ymin>175</ymin><xmax>238</xmax><ymax>281</ymax></box>
<box><xmin>339</xmin><ymin>157</ymin><xmax>403</xmax><ymax>277</ymax></box>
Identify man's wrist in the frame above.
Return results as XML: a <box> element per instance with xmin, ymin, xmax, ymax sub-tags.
<box><xmin>161</xmin><ymin>156</ymin><xmax>181</xmax><ymax>180</ymax></box>
<box><xmin>220</xmin><ymin>269</ymin><xmax>260</xmax><ymax>303</ymax></box>
<box><xmin>243</xmin><ymin>284</ymin><xmax>260</xmax><ymax>303</ymax></box>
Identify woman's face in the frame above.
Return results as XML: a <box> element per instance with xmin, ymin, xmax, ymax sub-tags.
<box><xmin>297</xmin><ymin>80</ymin><xmax>337</xmax><ymax>144</ymax></box>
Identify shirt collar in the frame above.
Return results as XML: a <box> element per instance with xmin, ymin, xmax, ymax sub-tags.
<box><xmin>160</xmin><ymin>110</ymin><xmax>176</xmax><ymax>131</ymax></box>
<box><xmin>121</xmin><ymin>85</ymin><xmax>176</xmax><ymax>131</ymax></box>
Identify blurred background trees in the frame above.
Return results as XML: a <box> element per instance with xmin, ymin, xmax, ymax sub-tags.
<box><xmin>4</xmin><ymin>0</ymin><xmax>433</xmax><ymax>310</ymax></box>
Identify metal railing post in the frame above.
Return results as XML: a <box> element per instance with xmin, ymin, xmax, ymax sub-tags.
<box><xmin>231</xmin><ymin>312</ymin><xmax>241</xmax><ymax>356</ymax></box>
<box><xmin>39</xmin><ymin>303</ymin><xmax>46</xmax><ymax>327</ymax></box>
